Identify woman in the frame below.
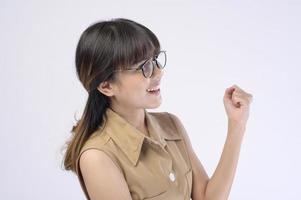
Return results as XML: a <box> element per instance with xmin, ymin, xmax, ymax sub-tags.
<box><xmin>62</xmin><ymin>18</ymin><xmax>253</xmax><ymax>200</ymax></box>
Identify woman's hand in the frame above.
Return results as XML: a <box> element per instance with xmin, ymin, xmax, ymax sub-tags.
<box><xmin>204</xmin><ymin>84</ymin><xmax>253</xmax><ymax>200</ymax></box>
<box><xmin>223</xmin><ymin>84</ymin><xmax>253</xmax><ymax>126</ymax></box>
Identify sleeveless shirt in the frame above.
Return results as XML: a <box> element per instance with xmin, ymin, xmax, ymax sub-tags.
<box><xmin>75</xmin><ymin>108</ymin><xmax>193</xmax><ymax>200</ymax></box>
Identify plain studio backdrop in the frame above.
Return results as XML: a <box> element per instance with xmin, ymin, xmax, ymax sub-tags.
<box><xmin>1</xmin><ymin>0</ymin><xmax>300</xmax><ymax>199</ymax></box>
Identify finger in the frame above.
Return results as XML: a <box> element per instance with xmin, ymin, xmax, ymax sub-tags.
<box><xmin>233</xmin><ymin>87</ymin><xmax>252</xmax><ymax>97</ymax></box>
<box><xmin>224</xmin><ymin>87</ymin><xmax>235</xmax><ymax>98</ymax></box>
<box><xmin>233</xmin><ymin>84</ymin><xmax>252</xmax><ymax>96</ymax></box>
<box><xmin>233</xmin><ymin>91</ymin><xmax>250</xmax><ymax>100</ymax></box>
<box><xmin>237</xmin><ymin>92</ymin><xmax>253</xmax><ymax>104</ymax></box>
<box><xmin>232</xmin><ymin>90</ymin><xmax>244</xmax><ymax>98</ymax></box>
<box><xmin>247</xmin><ymin>93</ymin><xmax>253</xmax><ymax>101</ymax></box>
<box><xmin>230</xmin><ymin>85</ymin><xmax>253</xmax><ymax>104</ymax></box>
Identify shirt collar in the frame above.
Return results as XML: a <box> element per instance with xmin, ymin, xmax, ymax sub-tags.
<box><xmin>102</xmin><ymin>107</ymin><xmax>182</xmax><ymax>166</ymax></box>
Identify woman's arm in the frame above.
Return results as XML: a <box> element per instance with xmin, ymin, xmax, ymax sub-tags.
<box><xmin>204</xmin><ymin>84</ymin><xmax>252</xmax><ymax>200</ymax></box>
<box><xmin>169</xmin><ymin>113</ymin><xmax>245</xmax><ymax>200</ymax></box>
<box><xmin>204</xmin><ymin>121</ymin><xmax>245</xmax><ymax>200</ymax></box>
<box><xmin>79</xmin><ymin>149</ymin><xmax>133</xmax><ymax>200</ymax></box>
<box><xmin>204</xmin><ymin>85</ymin><xmax>253</xmax><ymax>199</ymax></box>
<box><xmin>169</xmin><ymin>84</ymin><xmax>252</xmax><ymax>200</ymax></box>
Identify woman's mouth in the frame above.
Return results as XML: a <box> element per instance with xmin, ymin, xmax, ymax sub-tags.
<box><xmin>146</xmin><ymin>86</ymin><xmax>160</xmax><ymax>95</ymax></box>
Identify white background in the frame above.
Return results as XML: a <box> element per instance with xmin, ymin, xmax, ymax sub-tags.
<box><xmin>1</xmin><ymin>0</ymin><xmax>300</xmax><ymax>199</ymax></box>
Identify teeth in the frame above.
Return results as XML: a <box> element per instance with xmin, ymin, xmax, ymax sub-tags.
<box><xmin>147</xmin><ymin>86</ymin><xmax>160</xmax><ymax>92</ymax></box>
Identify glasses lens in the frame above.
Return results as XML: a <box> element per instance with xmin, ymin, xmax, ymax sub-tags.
<box><xmin>155</xmin><ymin>51</ymin><xmax>166</xmax><ymax>69</ymax></box>
<box><xmin>142</xmin><ymin>60</ymin><xmax>153</xmax><ymax>78</ymax></box>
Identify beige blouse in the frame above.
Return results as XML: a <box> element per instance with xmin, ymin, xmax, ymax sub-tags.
<box><xmin>75</xmin><ymin>107</ymin><xmax>193</xmax><ymax>200</ymax></box>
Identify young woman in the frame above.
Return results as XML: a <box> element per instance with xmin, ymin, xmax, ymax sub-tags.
<box><xmin>62</xmin><ymin>18</ymin><xmax>253</xmax><ymax>200</ymax></box>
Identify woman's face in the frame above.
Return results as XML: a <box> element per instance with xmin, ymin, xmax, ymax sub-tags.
<box><xmin>110</xmin><ymin>60</ymin><xmax>164</xmax><ymax>110</ymax></box>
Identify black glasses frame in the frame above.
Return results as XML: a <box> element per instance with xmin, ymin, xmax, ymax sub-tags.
<box><xmin>114</xmin><ymin>50</ymin><xmax>167</xmax><ymax>78</ymax></box>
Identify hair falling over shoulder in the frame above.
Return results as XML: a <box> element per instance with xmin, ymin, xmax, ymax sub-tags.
<box><xmin>60</xmin><ymin>18</ymin><xmax>161</xmax><ymax>173</ymax></box>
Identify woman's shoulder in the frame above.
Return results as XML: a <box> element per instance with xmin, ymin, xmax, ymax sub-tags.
<box><xmin>76</xmin><ymin>128</ymin><xmax>122</xmax><ymax>176</ymax></box>
<box><xmin>78</xmin><ymin>127</ymin><xmax>111</xmax><ymax>158</ymax></box>
<box><xmin>147</xmin><ymin>110</ymin><xmax>182</xmax><ymax>128</ymax></box>
<box><xmin>146</xmin><ymin>111</ymin><xmax>184</xmax><ymax>139</ymax></box>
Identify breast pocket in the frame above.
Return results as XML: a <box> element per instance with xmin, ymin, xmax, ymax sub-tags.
<box><xmin>143</xmin><ymin>189</ymin><xmax>168</xmax><ymax>200</ymax></box>
<box><xmin>142</xmin><ymin>178</ymin><xmax>169</xmax><ymax>200</ymax></box>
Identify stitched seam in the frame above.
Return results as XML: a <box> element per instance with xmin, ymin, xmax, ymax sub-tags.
<box><xmin>167</xmin><ymin>112</ymin><xmax>193</xmax><ymax>170</ymax></box>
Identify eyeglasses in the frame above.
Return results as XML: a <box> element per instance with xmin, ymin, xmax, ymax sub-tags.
<box><xmin>114</xmin><ymin>50</ymin><xmax>167</xmax><ymax>78</ymax></box>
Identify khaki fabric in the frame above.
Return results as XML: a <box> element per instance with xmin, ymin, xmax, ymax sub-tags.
<box><xmin>75</xmin><ymin>107</ymin><xmax>192</xmax><ymax>200</ymax></box>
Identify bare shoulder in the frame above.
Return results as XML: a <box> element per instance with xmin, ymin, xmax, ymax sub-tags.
<box><xmin>79</xmin><ymin>149</ymin><xmax>133</xmax><ymax>200</ymax></box>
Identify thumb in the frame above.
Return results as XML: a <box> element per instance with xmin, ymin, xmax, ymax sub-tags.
<box><xmin>224</xmin><ymin>87</ymin><xmax>235</xmax><ymax>100</ymax></box>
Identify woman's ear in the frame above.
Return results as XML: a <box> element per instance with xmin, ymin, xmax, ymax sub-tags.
<box><xmin>97</xmin><ymin>81</ymin><xmax>115</xmax><ymax>97</ymax></box>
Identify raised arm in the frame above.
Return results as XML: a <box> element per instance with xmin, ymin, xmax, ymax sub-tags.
<box><xmin>79</xmin><ymin>149</ymin><xmax>133</xmax><ymax>200</ymax></box>
<box><xmin>169</xmin><ymin>112</ymin><xmax>245</xmax><ymax>200</ymax></box>
<box><xmin>170</xmin><ymin>84</ymin><xmax>252</xmax><ymax>200</ymax></box>
<box><xmin>204</xmin><ymin>121</ymin><xmax>245</xmax><ymax>200</ymax></box>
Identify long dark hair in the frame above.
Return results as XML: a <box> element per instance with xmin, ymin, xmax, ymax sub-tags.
<box><xmin>61</xmin><ymin>18</ymin><xmax>161</xmax><ymax>172</ymax></box>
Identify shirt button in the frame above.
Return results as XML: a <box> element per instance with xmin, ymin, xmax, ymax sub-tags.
<box><xmin>169</xmin><ymin>172</ymin><xmax>176</xmax><ymax>182</ymax></box>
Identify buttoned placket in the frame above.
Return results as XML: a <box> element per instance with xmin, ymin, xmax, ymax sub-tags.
<box><xmin>144</xmin><ymin>137</ymin><xmax>177</xmax><ymax>184</ymax></box>
<box><xmin>107</xmin><ymin>108</ymin><xmax>179</xmax><ymax>185</ymax></box>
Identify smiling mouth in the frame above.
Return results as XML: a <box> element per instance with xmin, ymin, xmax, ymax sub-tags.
<box><xmin>146</xmin><ymin>88</ymin><xmax>160</xmax><ymax>92</ymax></box>
<box><xmin>146</xmin><ymin>87</ymin><xmax>160</xmax><ymax>95</ymax></box>
<box><xmin>146</xmin><ymin>85</ymin><xmax>160</xmax><ymax>92</ymax></box>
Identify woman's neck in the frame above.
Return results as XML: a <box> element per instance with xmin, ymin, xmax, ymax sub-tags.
<box><xmin>109</xmin><ymin>105</ymin><xmax>149</xmax><ymax>136</ymax></box>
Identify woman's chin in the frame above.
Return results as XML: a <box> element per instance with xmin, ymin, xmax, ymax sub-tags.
<box><xmin>146</xmin><ymin>100</ymin><xmax>162</xmax><ymax>109</ymax></box>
